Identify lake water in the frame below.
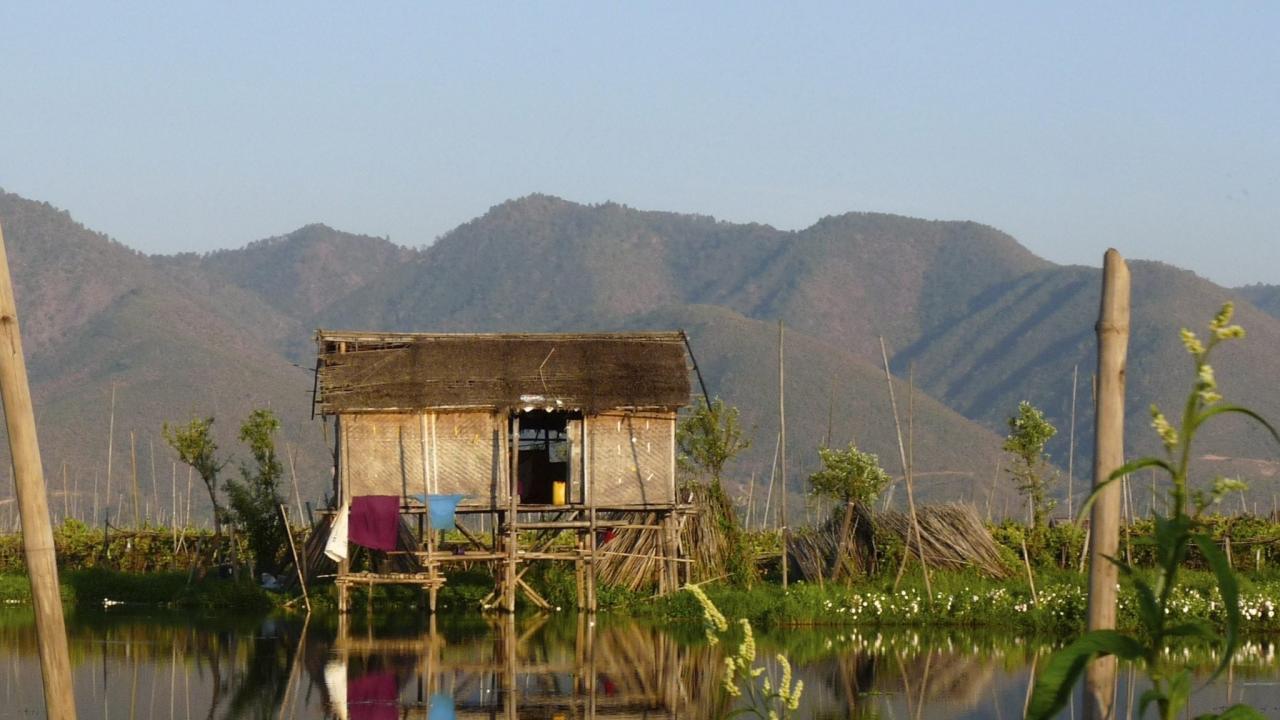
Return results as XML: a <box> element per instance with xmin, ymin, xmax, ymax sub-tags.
<box><xmin>1</xmin><ymin>608</ymin><xmax>1278</xmax><ymax>718</ymax></box>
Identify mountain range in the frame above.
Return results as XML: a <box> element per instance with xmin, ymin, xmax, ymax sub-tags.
<box><xmin>0</xmin><ymin>189</ymin><xmax>1277</xmax><ymax>526</ymax></box>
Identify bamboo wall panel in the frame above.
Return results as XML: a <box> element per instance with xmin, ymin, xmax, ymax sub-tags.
<box><xmin>343</xmin><ymin>414</ymin><xmax>424</xmax><ymax>497</ymax></box>
<box><xmin>588</xmin><ymin>412</ymin><xmax>675</xmax><ymax>506</ymax></box>
<box><xmin>431</xmin><ymin>412</ymin><xmax>505</xmax><ymax>506</ymax></box>
<box><xmin>342</xmin><ymin>412</ymin><xmax>503</xmax><ymax>505</ymax></box>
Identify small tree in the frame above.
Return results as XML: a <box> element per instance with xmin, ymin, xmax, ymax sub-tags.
<box><xmin>677</xmin><ymin>397</ymin><xmax>754</xmax><ymax>585</ymax></box>
<box><xmin>677</xmin><ymin>397</ymin><xmax>751</xmax><ymax>489</ymax></box>
<box><xmin>225</xmin><ymin>409</ymin><xmax>287</xmax><ymax>576</ymax></box>
<box><xmin>163</xmin><ymin>417</ymin><xmax>228</xmax><ymax>536</ymax></box>
<box><xmin>1003</xmin><ymin>401</ymin><xmax>1058</xmax><ymax>531</ymax></box>
<box><xmin>809</xmin><ymin>444</ymin><xmax>891</xmax><ymax>580</ymax></box>
<box><xmin>809</xmin><ymin>444</ymin><xmax>891</xmax><ymax>509</ymax></box>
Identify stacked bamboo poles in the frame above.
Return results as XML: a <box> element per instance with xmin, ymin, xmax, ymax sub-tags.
<box><xmin>876</xmin><ymin>504</ymin><xmax>1011</xmax><ymax>579</ymax></box>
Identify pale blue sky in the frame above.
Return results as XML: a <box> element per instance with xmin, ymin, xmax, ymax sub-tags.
<box><xmin>1</xmin><ymin>3</ymin><xmax>1276</xmax><ymax>285</ymax></box>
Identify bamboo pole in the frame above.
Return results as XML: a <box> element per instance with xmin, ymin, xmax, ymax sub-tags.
<box><xmin>1068</xmin><ymin>364</ymin><xmax>1079</xmax><ymax>520</ymax></box>
<box><xmin>286</xmin><ymin>443</ymin><xmax>305</xmax><ymax>530</ymax></box>
<box><xmin>149</xmin><ymin>438</ymin><xmax>157</xmax><ymax>526</ymax></box>
<box><xmin>879</xmin><ymin>337</ymin><xmax>909</xmax><ymax>512</ymax></box>
<box><xmin>0</xmin><ymin>218</ymin><xmax>76</xmax><ymax>718</ymax></box>
<box><xmin>130</xmin><ymin>431</ymin><xmax>140</xmax><ymax>526</ymax></box>
<box><xmin>778</xmin><ymin>320</ymin><xmax>788</xmax><ymax>589</ymax></box>
<box><xmin>105</xmin><ymin>384</ymin><xmax>116</xmax><ymax>525</ymax></box>
<box><xmin>761</xmin><ymin>432</ymin><xmax>779</xmax><ymax>531</ymax></box>
<box><xmin>1084</xmin><ymin>248</ymin><xmax>1130</xmax><ymax>720</ymax></box>
<box><xmin>61</xmin><ymin>462</ymin><xmax>69</xmax><ymax>523</ymax></box>
<box><xmin>893</xmin><ymin>368</ymin><xmax>931</xmax><ymax>599</ymax></box>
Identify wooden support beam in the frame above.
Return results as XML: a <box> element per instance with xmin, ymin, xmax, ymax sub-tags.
<box><xmin>0</xmin><ymin>219</ymin><xmax>76</xmax><ymax>719</ymax></box>
<box><xmin>506</xmin><ymin>415</ymin><xmax>520</xmax><ymax>613</ymax></box>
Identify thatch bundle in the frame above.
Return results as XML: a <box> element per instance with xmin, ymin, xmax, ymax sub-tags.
<box><xmin>790</xmin><ymin>501</ymin><xmax>877</xmax><ymax>582</ymax></box>
<box><xmin>792</xmin><ymin>502</ymin><xmax>1009</xmax><ymax>582</ymax></box>
<box><xmin>595</xmin><ymin>511</ymin><xmax>669</xmax><ymax>592</ymax></box>
<box><xmin>679</xmin><ymin>482</ymin><xmax>741</xmax><ymax>583</ymax></box>
<box><xmin>595</xmin><ymin>482</ymin><xmax>742</xmax><ymax>591</ymax></box>
<box><xmin>877</xmin><ymin>503</ymin><xmax>1010</xmax><ymax>578</ymax></box>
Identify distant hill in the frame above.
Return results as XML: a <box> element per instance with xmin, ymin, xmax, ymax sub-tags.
<box><xmin>0</xmin><ymin>191</ymin><xmax>328</xmax><ymax>524</ymax></box>
<box><xmin>0</xmin><ymin>190</ymin><xmax>1276</xmax><ymax>525</ymax></box>
<box><xmin>898</xmin><ymin>261</ymin><xmax>1280</xmax><ymax>510</ymax></box>
<box><xmin>322</xmin><ymin>195</ymin><xmax>1050</xmax><ymax>363</ymax></box>
<box><xmin>1238</xmin><ymin>284</ymin><xmax>1280</xmax><ymax>320</ymax></box>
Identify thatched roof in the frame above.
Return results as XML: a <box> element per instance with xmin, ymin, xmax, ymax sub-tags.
<box><xmin>314</xmin><ymin>330</ymin><xmax>691</xmax><ymax>414</ymax></box>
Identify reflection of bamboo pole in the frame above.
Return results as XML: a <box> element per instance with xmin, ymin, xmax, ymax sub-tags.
<box><xmin>1084</xmin><ymin>249</ymin><xmax>1130</xmax><ymax>720</ymax></box>
<box><xmin>0</xmin><ymin>218</ymin><xmax>76</xmax><ymax>719</ymax></box>
<box><xmin>1023</xmin><ymin>651</ymin><xmax>1039</xmax><ymax>719</ymax></box>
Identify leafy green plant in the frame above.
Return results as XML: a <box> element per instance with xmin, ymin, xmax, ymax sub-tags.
<box><xmin>225</xmin><ymin>409</ymin><xmax>287</xmax><ymax>576</ymax></box>
<box><xmin>1028</xmin><ymin>303</ymin><xmax>1278</xmax><ymax>720</ymax></box>
<box><xmin>810</xmin><ymin>444</ymin><xmax>890</xmax><ymax>579</ymax></box>
<box><xmin>163</xmin><ymin>417</ymin><xmax>229</xmax><ymax>536</ymax></box>
<box><xmin>685</xmin><ymin>584</ymin><xmax>804</xmax><ymax>718</ymax></box>
<box><xmin>678</xmin><ymin>397</ymin><xmax>755</xmax><ymax>585</ymax></box>
<box><xmin>809</xmin><ymin>444</ymin><xmax>891</xmax><ymax>509</ymax></box>
<box><xmin>1003</xmin><ymin>401</ymin><xmax>1058</xmax><ymax>531</ymax></box>
<box><xmin>677</xmin><ymin>396</ymin><xmax>751</xmax><ymax>486</ymax></box>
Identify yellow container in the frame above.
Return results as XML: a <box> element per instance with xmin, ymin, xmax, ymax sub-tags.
<box><xmin>552</xmin><ymin>480</ymin><xmax>567</xmax><ymax>506</ymax></box>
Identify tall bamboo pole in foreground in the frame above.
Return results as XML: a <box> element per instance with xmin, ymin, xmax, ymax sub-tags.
<box><xmin>1084</xmin><ymin>249</ymin><xmax>1130</xmax><ymax>720</ymax></box>
<box><xmin>0</xmin><ymin>219</ymin><xmax>76</xmax><ymax>718</ymax></box>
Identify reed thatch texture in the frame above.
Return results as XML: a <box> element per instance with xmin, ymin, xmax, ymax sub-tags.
<box><xmin>789</xmin><ymin>501</ymin><xmax>877</xmax><ymax>581</ymax></box>
<box><xmin>876</xmin><ymin>503</ymin><xmax>1010</xmax><ymax>578</ymax></box>
<box><xmin>792</xmin><ymin>502</ymin><xmax>1009</xmax><ymax>582</ymax></box>
<box><xmin>595</xmin><ymin>511</ymin><xmax>667</xmax><ymax>592</ymax></box>
<box><xmin>315</xmin><ymin>331</ymin><xmax>691</xmax><ymax>414</ymax></box>
<box><xmin>595</xmin><ymin>483</ymin><xmax>738</xmax><ymax>591</ymax></box>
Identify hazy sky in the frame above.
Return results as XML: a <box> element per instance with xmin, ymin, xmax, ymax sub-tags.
<box><xmin>1</xmin><ymin>3</ymin><xmax>1276</xmax><ymax>285</ymax></box>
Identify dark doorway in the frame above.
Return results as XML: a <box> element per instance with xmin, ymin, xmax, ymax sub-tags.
<box><xmin>514</xmin><ymin>410</ymin><xmax>579</xmax><ymax>504</ymax></box>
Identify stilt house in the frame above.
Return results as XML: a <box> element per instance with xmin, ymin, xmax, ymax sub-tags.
<box><xmin>313</xmin><ymin>330</ymin><xmax>692</xmax><ymax>612</ymax></box>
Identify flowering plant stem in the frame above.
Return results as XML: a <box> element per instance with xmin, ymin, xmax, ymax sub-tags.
<box><xmin>1028</xmin><ymin>304</ymin><xmax>1278</xmax><ymax>720</ymax></box>
<box><xmin>685</xmin><ymin>584</ymin><xmax>804</xmax><ymax>718</ymax></box>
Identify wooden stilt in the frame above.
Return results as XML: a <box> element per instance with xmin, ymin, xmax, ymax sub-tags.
<box><xmin>506</xmin><ymin>415</ymin><xmax>520</xmax><ymax>613</ymax></box>
<box><xmin>587</xmin><ymin>506</ymin><xmax>598</xmax><ymax>613</ymax></box>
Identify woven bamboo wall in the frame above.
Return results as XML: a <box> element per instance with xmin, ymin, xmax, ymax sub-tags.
<box><xmin>588</xmin><ymin>412</ymin><xmax>675</xmax><ymax>506</ymax></box>
<box><xmin>341</xmin><ymin>412</ymin><xmax>504</xmax><ymax>506</ymax></box>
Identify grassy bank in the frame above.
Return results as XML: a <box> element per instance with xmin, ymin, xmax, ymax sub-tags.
<box><xmin>641</xmin><ymin>567</ymin><xmax>1280</xmax><ymax>636</ymax></box>
<box><xmin>0</xmin><ymin>569</ymin><xmax>272</xmax><ymax>611</ymax></box>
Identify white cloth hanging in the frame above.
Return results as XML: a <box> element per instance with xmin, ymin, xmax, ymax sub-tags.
<box><xmin>324</xmin><ymin>503</ymin><xmax>350</xmax><ymax>563</ymax></box>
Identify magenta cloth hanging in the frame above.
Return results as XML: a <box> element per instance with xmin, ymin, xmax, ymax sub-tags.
<box><xmin>348</xmin><ymin>495</ymin><xmax>400</xmax><ymax>551</ymax></box>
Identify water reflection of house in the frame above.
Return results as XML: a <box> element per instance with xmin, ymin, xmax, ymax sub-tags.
<box><xmin>311</xmin><ymin>331</ymin><xmax>692</xmax><ymax>613</ymax></box>
<box><xmin>312</xmin><ymin>616</ymin><xmax>687</xmax><ymax>718</ymax></box>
